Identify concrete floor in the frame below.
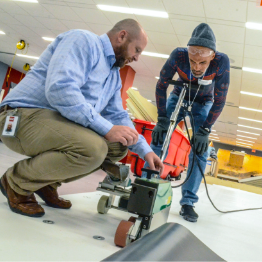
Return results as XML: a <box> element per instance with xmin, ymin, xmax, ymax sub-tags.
<box><xmin>1</xmin><ymin>142</ymin><xmax>262</xmax><ymax>261</ymax></box>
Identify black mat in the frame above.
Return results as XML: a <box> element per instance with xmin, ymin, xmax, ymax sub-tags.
<box><xmin>102</xmin><ymin>222</ymin><xmax>225</xmax><ymax>261</ymax></box>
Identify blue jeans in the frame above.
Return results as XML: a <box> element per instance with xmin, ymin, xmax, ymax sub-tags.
<box><xmin>143</xmin><ymin>93</ymin><xmax>213</xmax><ymax>206</ymax></box>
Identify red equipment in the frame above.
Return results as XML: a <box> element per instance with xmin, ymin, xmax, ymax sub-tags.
<box><xmin>129</xmin><ymin>119</ymin><xmax>191</xmax><ymax>180</ymax></box>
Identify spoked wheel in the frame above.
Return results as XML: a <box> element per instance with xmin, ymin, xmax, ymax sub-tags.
<box><xmin>114</xmin><ymin>220</ymin><xmax>135</xmax><ymax>247</ymax></box>
<box><xmin>97</xmin><ymin>195</ymin><xmax>110</xmax><ymax>214</ymax></box>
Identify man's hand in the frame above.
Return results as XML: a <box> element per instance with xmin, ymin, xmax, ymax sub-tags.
<box><xmin>144</xmin><ymin>152</ymin><xmax>164</xmax><ymax>176</ymax></box>
<box><xmin>105</xmin><ymin>125</ymin><xmax>139</xmax><ymax>146</ymax></box>
<box><xmin>152</xmin><ymin>117</ymin><xmax>170</xmax><ymax>146</ymax></box>
<box><xmin>194</xmin><ymin>126</ymin><xmax>210</xmax><ymax>156</ymax></box>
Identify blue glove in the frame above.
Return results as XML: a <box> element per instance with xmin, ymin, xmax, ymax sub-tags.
<box><xmin>194</xmin><ymin>126</ymin><xmax>210</xmax><ymax>156</ymax></box>
<box><xmin>152</xmin><ymin>117</ymin><xmax>170</xmax><ymax>146</ymax></box>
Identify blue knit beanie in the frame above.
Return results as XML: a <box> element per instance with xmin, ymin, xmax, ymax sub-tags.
<box><xmin>187</xmin><ymin>23</ymin><xmax>216</xmax><ymax>52</ymax></box>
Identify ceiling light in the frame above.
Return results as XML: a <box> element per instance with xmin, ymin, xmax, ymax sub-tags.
<box><xmin>97</xmin><ymin>5</ymin><xmax>168</xmax><ymax>18</ymax></box>
<box><xmin>236</xmin><ymin>144</ymin><xmax>251</xmax><ymax>148</ymax></box>
<box><xmin>209</xmin><ymin>136</ymin><xmax>219</xmax><ymax>139</ymax></box>
<box><xmin>237</xmin><ymin>134</ymin><xmax>257</xmax><ymax>140</ymax></box>
<box><xmin>147</xmin><ymin>100</ymin><xmax>152</xmax><ymax>102</ymax></box>
<box><xmin>0</xmin><ymin>31</ymin><xmax>5</xmax><ymax>35</ymax></box>
<box><xmin>155</xmin><ymin>77</ymin><xmax>160</xmax><ymax>79</ymax></box>
<box><xmin>210</xmin><ymin>138</ymin><xmax>220</xmax><ymax>141</ymax></box>
<box><xmin>211</xmin><ymin>130</ymin><xmax>216</xmax><ymax>132</ymax></box>
<box><xmin>238</xmin><ymin>124</ymin><xmax>262</xmax><ymax>131</ymax></box>
<box><xmin>12</xmin><ymin>0</ymin><xmax>38</xmax><ymax>2</ymax></box>
<box><xmin>236</xmin><ymin>142</ymin><xmax>253</xmax><ymax>146</ymax></box>
<box><xmin>242</xmin><ymin>67</ymin><xmax>262</xmax><ymax>74</ymax></box>
<box><xmin>246</xmin><ymin>22</ymin><xmax>262</xmax><ymax>31</ymax></box>
<box><xmin>236</xmin><ymin>141</ymin><xmax>253</xmax><ymax>145</ymax></box>
<box><xmin>239</xmin><ymin>116</ymin><xmax>262</xmax><ymax>123</ymax></box>
<box><xmin>237</xmin><ymin>130</ymin><xmax>260</xmax><ymax>136</ymax></box>
<box><xmin>240</xmin><ymin>91</ymin><xmax>262</xmax><ymax>97</ymax></box>
<box><xmin>236</xmin><ymin>138</ymin><xmax>254</xmax><ymax>143</ymax></box>
<box><xmin>131</xmin><ymin>87</ymin><xmax>138</xmax><ymax>90</ymax></box>
<box><xmin>42</xmin><ymin>37</ymin><xmax>55</xmax><ymax>42</ymax></box>
<box><xmin>142</xmin><ymin>51</ymin><xmax>169</xmax><ymax>59</ymax></box>
<box><xmin>240</xmin><ymin>106</ymin><xmax>262</xmax><ymax>113</ymax></box>
<box><xmin>16</xmin><ymin>54</ymin><xmax>39</xmax><ymax>59</ymax></box>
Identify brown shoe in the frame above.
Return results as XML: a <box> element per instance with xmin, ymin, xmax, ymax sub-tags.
<box><xmin>35</xmin><ymin>185</ymin><xmax>72</xmax><ymax>209</ymax></box>
<box><xmin>0</xmin><ymin>174</ymin><xmax>45</xmax><ymax>217</ymax></box>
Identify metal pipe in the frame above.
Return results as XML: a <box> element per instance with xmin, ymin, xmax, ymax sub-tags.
<box><xmin>160</xmin><ymin>86</ymin><xmax>187</xmax><ymax>162</ymax></box>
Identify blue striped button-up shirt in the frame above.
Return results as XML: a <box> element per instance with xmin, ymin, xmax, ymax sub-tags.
<box><xmin>1</xmin><ymin>30</ymin><xmax>152</xmax><ymax>158</ymax></box>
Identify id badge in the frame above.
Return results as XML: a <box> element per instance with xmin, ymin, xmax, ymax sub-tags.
<box><xmin>198</xmin><ymin>79</ymin><xmax>212</xmax><ymax>85</ymax></box>
<box><xmin>2</xmin><ymin>115</ymin><xmax>20</xmax><ymax>137</ymax></box>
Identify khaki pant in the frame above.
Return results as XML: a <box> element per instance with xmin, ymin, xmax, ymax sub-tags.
<box><xmin>0</xmin><ymin>107</ymin><xmax>127</xmax><ymax>196</ymax></box>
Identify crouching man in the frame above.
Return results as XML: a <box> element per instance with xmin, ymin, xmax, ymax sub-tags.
<box><xmin>0</xmin><ymin>19</ymin><xmax>163</xmax><ymax>217</ymax></box>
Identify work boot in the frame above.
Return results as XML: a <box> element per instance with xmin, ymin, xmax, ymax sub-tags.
<box><xmin>0</xmin><ymin>174</ymin><xmax>45</xmax><ymax>217</ymax></box>
<box><xmin>35</xmin><ymin>185</ymin><xmax>72</xmax><ymax>209</ymax></box>
<box><xmin>179</xmin><ymin>205</ymin><xmax>198</xmax><ymax>222</ymax></box>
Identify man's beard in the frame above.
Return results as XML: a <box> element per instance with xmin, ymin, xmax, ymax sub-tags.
<box><xmin>114</xmin><ymin>41</ymin><xmax>130</xmax><ymax>68</ymax></box>
<box><xmin>191</xmin><ymin>70</ymin><xmax>205</xmax><ymax>78</ymax></box>
<box><xmin>191</xmin><ymin>67</ymin><xmax>208</xmax><ymax>78</ymax></box>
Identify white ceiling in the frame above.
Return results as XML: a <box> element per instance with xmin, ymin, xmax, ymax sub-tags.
<box><xmin>1</xmin><ymin>0</ymin><xmax>262</xmax><ymax>150</ymax></box>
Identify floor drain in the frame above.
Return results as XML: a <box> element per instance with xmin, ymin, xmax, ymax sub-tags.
<box><xmin>93</xmin><ymin>235</ymin><xmax>105</xmax><ymax>240</ymax></box>
<box><xmin>43</xmin><ymin>220</ymin><xmax>55</xmax><ymax>224</ymax></box>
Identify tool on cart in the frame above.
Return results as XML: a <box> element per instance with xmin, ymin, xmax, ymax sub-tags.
<box><xmin>96</xmin><ymin>81</ymin><xmax>195</xmax><ymax>247</ymax></box>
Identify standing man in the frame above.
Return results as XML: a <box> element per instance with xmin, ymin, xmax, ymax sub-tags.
<box><xmin>0</xmin><ymin>19</ymin><xmax>163</xmax><ymax>218</ymax></box>
<box><xmin>144</xmin><ymin>23</ymin><xmax>230</xmax><ymax>222</ymax></box>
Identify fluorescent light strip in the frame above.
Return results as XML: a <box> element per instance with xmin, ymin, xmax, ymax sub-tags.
<box><xmin>237</xmin><ymin>130</ymin><xmax>260</xmax><ymax>136</ymax></box>
<box><xmin>239</xmin><ymin>117</ymin><xmax>262</xmax><ymax>123</ymax></box>
<box><xmin>131</xmin><ymin>87</ymin><xmax>138</xmax><ymax>90</ymax></box>
<box><xmin>236</xmin><ymin>142</ymin><xmax>252</xmax><ymax>146</ymax></box>
<box><xmin>236</xmin><ymin>138</ymin><xmax>254</xmax><ymax>143</ymax></box>
<box><xmin>239</xmin><ymin>106</ymin><xmax>262</xmax><ymax>113</ymax></box>
<box><xmin>209</xmin><ymin>136</ymin><xmax>219</xmax><ymax>139</ymax></box>
<box><xmin>237</xmin><ymin>134</ymin><xmax>257</xmax><ymax>140</ymax></box>
<box><xmin>42</xmin><ymin>37</ymin><xmax>55</xmax><ymax>42</ymax></box>
<box><xmin>97</xmin><ymin>5</ymin><xmax>168</xmax><ymax>18</ymax></box>
<box><xmin>246</xmin><ymin>22</ymin><xmax>262</xmax><ymax>31</ymax></box>
<box><xmin>155</xmin><ymin>77</ymin><xmax>160</xmax><ymax>79</ymax></box>
<box><xmin>241</xmin><ymin>91</ymin><xmax>262</xmax><ymax>97</ymax></box>
<box><xmin>236</xmin><ymin>144</ymin><xmax>251</xmax><ymax>148</ymax></box>
<box><xmin>16</xmin><ymin>54</ymin><xmax>39</xmax><ymax>59</ymax></box>
<box><xmin>12</xmin><ymin>0</ymin><xmax>38</xmax><ymax>2</ymax></box>
<box><xmin>210</xmin><ymin>138</ymin><xmax>220</xmax><ymax>141</ymax></box>
<box><xmin>211</xmin><ymin>130</ymin><xmax>216</xmax><ymax>132</ymax></box>
<box><xmin>147</xmin><ymin>100</ymin><xmax>152</xmax><ymax>102</ymax></box>
<box><xmin>236</xmin><ymin>143</ymin><xmax>253</xmax><ymax>147</ymax></box>
<box><xmin>238</xmin><ymin>124</ymin><xmax>262</xmax><ymax>131</ymax></box>
<box><xmin>142</xmin><ymin>51</ymin><xmax>169</xmax><ymax>59</ymax></box>
<box><xmin>236</xmin><ymin>141</ymin><xmax>253</xmax><ymax>145</ymax></box>
<box><xmin>0</xmin><ymin>31</ymin><xmax>5</xmax><ymax>35</ymax></box>
<box><xmin>242</xmin><ymin>67</ymin><xmax>262</xmax><ymax>74</ymax></box>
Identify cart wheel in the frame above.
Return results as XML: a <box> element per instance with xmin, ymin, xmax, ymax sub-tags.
<box><xmin>114</xmin><ymin>220</ymin><xmax>134</xmax><ymax>247</ymax></box>
<box><xmin>175</xmin><ymin>173</ymin><xmax>182</xmax><ymax>181</ymax></box>
<box><xmin>128</xmin><ymin>216</ymin><xmax>137</xmax><ymax>223</ymax></box>
<box><xmin>97</xmin><ymin>195</ymin><xmax>110</xmax><ymax>214</ymax></box>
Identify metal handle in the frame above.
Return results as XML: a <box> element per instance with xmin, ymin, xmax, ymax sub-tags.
<box><xmin>160</xmin><ymin>86</ymin><xmax>187</xmax><ymax>162</ymax></box>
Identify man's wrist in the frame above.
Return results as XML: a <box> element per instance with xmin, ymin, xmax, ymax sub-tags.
<box><xmin>201</xmin><ymin>126</ymin><xmax>211</xmax><ymax>133</ymax></box>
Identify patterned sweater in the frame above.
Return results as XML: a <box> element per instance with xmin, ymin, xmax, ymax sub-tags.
<box><xmin>156</xmin><ymin>47</ymin><xmax>230</xmax><ymax>129</ymax></box>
